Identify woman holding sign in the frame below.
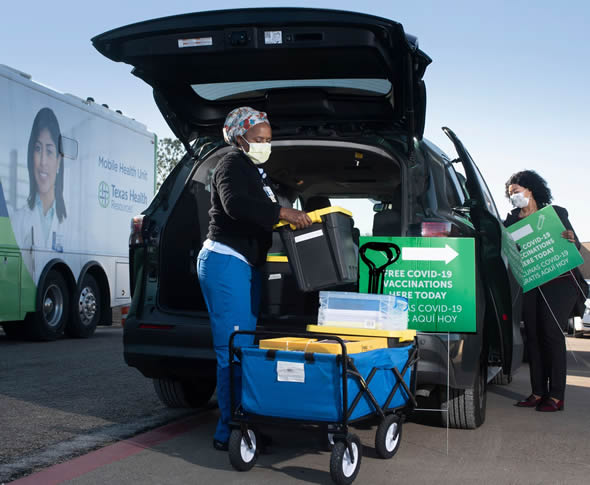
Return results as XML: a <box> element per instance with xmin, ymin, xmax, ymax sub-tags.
<box><xmin>504</xmin><ymin>170</ymin><xmax>587</xmax><ymax>412</ymax></box>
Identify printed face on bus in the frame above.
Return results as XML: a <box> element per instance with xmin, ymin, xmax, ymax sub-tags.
<box><xmin>33</xmin><ymin>128</ymin><xmax>61</xmax><ymax>197</ymax></box>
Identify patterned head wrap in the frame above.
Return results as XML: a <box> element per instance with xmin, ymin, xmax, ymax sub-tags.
<box><xmin>223</xmin><ymin>106</ymin><xmax>270</xmax><ymax>147</ymax></box>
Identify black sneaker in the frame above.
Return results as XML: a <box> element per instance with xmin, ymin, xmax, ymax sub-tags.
<box><xmin>213</xmin><ymin>439</ymin><xmax>228</xmax><ymax>451</ymax></box>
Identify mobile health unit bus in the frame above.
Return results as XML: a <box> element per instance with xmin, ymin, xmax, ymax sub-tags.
<box><xmin>0</xmin><ymin>64</ymin><xmax>156</xmax><ymax>340</ymax></box>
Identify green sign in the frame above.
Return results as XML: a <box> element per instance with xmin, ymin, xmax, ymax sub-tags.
<box><xmin>507</xmin><ymin>205</ymin><xmax>584</xmax><ymax>293</ymax></box>
<box><xmin>359</xmin><ymin>237</ymin><xmax>476</xmax><ymax>332</ymax></box>
<box><xmin>501</xmin><ymin>226</ymin><xmax>525</xmax><ymax>288</ymax></box>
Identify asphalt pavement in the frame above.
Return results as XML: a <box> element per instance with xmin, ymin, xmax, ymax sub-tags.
<box><xmin>6</xmin><ymin>336</ymin><xmax>590</xmax><ymax>485</ymax></box>
<box><xmin>0</xmin><ymin>324</ymin><xmax>194</xmax><ymax>483</ymax></box>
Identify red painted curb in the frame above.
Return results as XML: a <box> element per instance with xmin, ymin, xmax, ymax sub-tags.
<box><xmin>10</xmin><ymin>414</ymin><xmax>207</xmax><ymax>485</ymax></box>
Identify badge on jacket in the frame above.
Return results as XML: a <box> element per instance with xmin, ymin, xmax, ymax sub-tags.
<box><xmin>263</xmin><ymin>185</ymin><xmax>277</xmax><ymax>203</ymax></box>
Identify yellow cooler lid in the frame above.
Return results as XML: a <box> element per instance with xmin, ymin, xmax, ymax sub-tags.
<box><xmin>274</xmin><ymin>206</ymin><xmax>353</xmax><ymax>230</ymax></box>
<box><xmin>307</xmin><ymin>325</ymin><xmax>416</xmax><ymax>342</ymax></box>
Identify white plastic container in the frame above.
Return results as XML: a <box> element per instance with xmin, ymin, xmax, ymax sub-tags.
<box><xmin>317</xmin><ymin>291</ymin><xmax>408</xmax><ymax>330</ymax></box>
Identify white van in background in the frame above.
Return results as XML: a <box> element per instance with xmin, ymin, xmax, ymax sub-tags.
<box><xmin>0</xmin><ymin>64</ymin><xmax>156</xmax><ymax>340</ymax></box>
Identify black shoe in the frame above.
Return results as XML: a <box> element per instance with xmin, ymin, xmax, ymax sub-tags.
<box><xmin>213</xmin><ymin>439</ymin><xmax>228</xmax><ymax>451</ymax></box>
<box><xmin>536</xmin><ymin>398</ymin><xmax>564</xmax><ymax>412</ymax></box>
<box><xmin>515</xmin><ymin>394</ymin><xmax>543</xmax><ymax>408</ymax></box>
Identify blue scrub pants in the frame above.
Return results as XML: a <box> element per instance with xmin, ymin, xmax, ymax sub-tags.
<box><xmin>197</xmin><ymin>248</ymin><xmax>261</xmax><ymax>443</ymax></box>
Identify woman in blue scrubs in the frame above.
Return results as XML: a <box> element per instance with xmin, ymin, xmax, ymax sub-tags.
<box><xmin>197</xmin><ymin>107</ymin><xmax>311</xmax><ymax>450</ymax></box>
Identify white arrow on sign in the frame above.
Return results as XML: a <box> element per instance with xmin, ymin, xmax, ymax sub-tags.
<box><xmin>402</xmin><ymin>244</ymin><xmax>459</xmax><ymax>264</ymax></box>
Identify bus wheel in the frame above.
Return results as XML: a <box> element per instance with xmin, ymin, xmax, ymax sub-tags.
<box><xmin>27</xmin><ymin>270</ymin><xmax>69</xmax><ymax>341</ymax></box>
<box><xmin>66</xmin><ymin>274</ymin><xmax>100</xmax><ymax>338</ymax></box>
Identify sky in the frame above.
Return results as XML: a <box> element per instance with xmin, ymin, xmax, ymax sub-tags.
<box><xmin>2</xmin><ymin>0</ymin><xmax>589</xmax><ymax>240</ymax></box>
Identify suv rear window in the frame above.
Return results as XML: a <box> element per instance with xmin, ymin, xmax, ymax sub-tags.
<box><xmin>192</xmin><ymin>79</ymin><xmax>392</xmax><ymax>100</ymax></box>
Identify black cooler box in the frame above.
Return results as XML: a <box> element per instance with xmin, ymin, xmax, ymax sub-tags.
<box><xmin>260</xmin><ymin>233</ymin><xmax>304</xmax><ymax>315</ymax></box>
<box><xmin>276</xmin><ymin>207</ymin><xmax>358</xmax><ymax>292</ymax></box>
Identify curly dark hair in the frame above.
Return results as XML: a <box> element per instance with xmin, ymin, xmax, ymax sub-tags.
<box><xmin>505</xmin><ymin>170</ymin><xmax>552</xmax><ymax>208</ymax></box>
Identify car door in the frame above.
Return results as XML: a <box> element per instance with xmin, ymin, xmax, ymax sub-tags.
<box><xmin>442</xmin><ymin>127</ymin><xmax>523</xmax><ymax>376</ymax></box>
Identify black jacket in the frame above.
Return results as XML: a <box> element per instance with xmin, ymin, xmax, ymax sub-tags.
<box><xmin>504</xmin><ymin>205</ymin><xmax>588</xmax><ymax>316</ymax></box>
<box><xmin>207</xmin><ymin>148</ymin><xmax>281</xmax><ymax>267</ymax></box>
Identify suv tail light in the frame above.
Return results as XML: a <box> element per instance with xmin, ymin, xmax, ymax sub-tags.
<box><xmin>130</xmin><ymin>215</ymin><xmax>145</xmax><ymax>246</ymax></box>
<box><xmin>421</xmin><ymin>222</ymin><xmax>452</xmax><ymax>237</ymax></box>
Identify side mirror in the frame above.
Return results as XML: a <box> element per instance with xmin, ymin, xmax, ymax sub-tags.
<box><xmin>373</xmin><ymin>203</ymin><xmax>385</xmax><ymax>213</ymax></box>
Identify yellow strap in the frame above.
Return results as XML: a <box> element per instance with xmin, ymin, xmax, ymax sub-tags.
<box><xmin>274</xmin><ymin>206</ymin><xmax>353</xmax><ymax>230</ymax></box>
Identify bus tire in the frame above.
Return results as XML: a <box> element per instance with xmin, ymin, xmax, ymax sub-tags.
<box><xmin>66</xmin><ymin>274</ymin><xmax>100</xmax><ymax>338</ymax></box>
<box><xmin>27</xmin><ymin>269</ymin><xmax>69</xmax><ymax>341</ymax></box>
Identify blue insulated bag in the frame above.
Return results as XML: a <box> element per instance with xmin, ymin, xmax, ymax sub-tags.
<box><xmin>240</xmin><ymin>345</ymin><xmax>413</xmax><ymax>422</ymax></box>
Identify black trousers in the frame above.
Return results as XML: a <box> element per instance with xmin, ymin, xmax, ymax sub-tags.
<box><xmin>522</xmin><ymin>276</ymin><xmax>578</xmax><ymax>400</ymax></box>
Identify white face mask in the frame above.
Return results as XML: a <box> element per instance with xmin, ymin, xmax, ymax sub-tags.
<box><xmin>510</xmin><ymin>192</ymin><xmax>530</xmax><ymax>208</ymax></box>
<box><xmin>242</xmin><ymin>139</ymin><xmax>271</xmax><ymax>165</ymax></box>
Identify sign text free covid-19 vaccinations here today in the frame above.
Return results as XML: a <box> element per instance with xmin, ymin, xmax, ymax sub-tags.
<box><xmin>359</xmin><ymin>237</ymin><xmax>476</xmax><ymax>332</ymax></box>
<box><xmin>506</xmin><ymin>205</ymin><xmax>584</xmax><ymax>293</ymax></box>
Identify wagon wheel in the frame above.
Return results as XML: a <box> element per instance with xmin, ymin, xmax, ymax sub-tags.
<box><xmin>329</xmin><ymin>433</ymin><xmax>362</xmax><ymax>485</ymax></box>
<box><xmin>228</xmin><ymin>428</ymin><xmax>258</xmax><ymax>471</ymax></box>
<box><xmin>375</xmin><ymin>414</ymin><xmax>402</xmax><ymax>459</ymax></box>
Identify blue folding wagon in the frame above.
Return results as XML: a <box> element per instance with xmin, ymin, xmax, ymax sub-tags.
<box><xmin>227</xmin><ymin>330</ymin><xmax>418</xmax><ymax>485</ymax></box>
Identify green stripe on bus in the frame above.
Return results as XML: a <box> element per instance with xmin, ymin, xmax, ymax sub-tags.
<box><xmin>0</xmin><ymin>216</ymin><xmax>18</xmax><ymax>247</ymax></box>
<box><xmin>0</xmin><ymin>216</ymin><xmax>37</xmax><ymax>321</ymax></box>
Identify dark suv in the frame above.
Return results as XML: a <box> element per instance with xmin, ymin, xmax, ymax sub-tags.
<box><xmin>93</xmin><ymin>8</ymin><xmax>523</xmax><ymax>429</ymax></box>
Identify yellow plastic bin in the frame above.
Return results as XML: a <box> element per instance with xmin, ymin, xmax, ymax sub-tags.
<box><xmin>306</xmin><ymin>324</ymin><xmax>416</xmax><ymax>348</ymax></box>
<box><xmin>259</xmin><ymin>336</ymin><xmax>387</xmax><ymax>354</ymax></box>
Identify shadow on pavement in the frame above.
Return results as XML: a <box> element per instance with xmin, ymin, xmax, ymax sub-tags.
<box><xmin>487</xmin><ymin>384</ymin><xmax>524</xmax><ymax>401</ymax></box>
<box><xmin>165</xmin><ymin>420</ymin><xmax>336</xmax><ymax>483</ymax></box>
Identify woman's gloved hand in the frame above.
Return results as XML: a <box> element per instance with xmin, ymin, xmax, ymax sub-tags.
<box><xmin>279</xmin><ymin>207</ymin><xmax>313</xmax><ymax>230</ymax></box>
